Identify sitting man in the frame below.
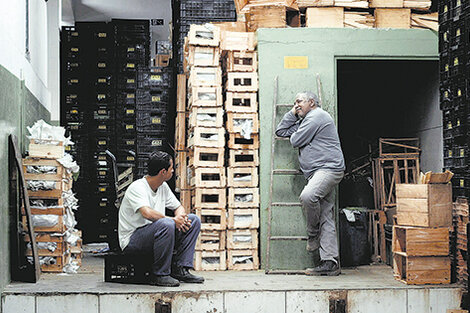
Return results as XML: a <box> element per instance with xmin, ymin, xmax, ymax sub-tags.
<box><xmin>118</xmin><ymin>150</ymin><xmax>204</xmax><ymax>286</ymax></box>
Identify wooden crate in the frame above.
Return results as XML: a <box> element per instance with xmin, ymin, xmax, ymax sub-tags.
<box><xmin>228</xmin><ymin>187</ymin><xmax>260</xmax><ymax>208</ymax></box>
<box><xmin>226</xmin><ymin>92</ymin><xmax>258</xmax><ymax>113</ymax></box>
<box><xmin>189</xmin><ymin>86</ymin><xmax>223</xmax><ymax>108</ymax></box>
<box><xmin>306</xmin><ymin>7</ymin><xmax>344</xmax><ymax>28</ymax></box>
<box><xmin>190</xmin><ymin>167</ymin><xmax>226</xmax><ymax>188</ymax></box>
<box><xmin>189</xmin><ymin>107</ymin><xmax>224</xmax><ymax>129</ymax></box>
<box><xmin>370</xmin><ymin>0</ymin><xmax>404</xmax><ymax>7</ymax></box>
<box><xmin>195</xmin><ymin>208</ymin><xmax>227</xmax><ymax>231</ymax></box>
<box><xmin>392</xmin><ymin>225</ymin><xmax>449</xmax><ymax>256</ymax></box>
<box><xmin>24</xmin><ymin>233</ymin><xmax>65</xmax><ymax>257</ymax></box>
<box><xmin>226</xmin><ymin>112</ymin><xmax>259</xmax><ymax>134</ymax></box>
<box><xmin>247</xmin><ymin>6</ymin><xmax>286</xmax><ymax>32</ymax></box>
<box><xmin>375</xmin><ymin>9</ymin><xmax>411</xmax><ymax>29</ymax></box>
<box><xmin>228</xmin><ymin>208</ymin><xmax>259</xmax><ymax>229</ymax></box>
<box><xmin>228</xmin><ymin>133</ymin><xmax>259</xmax><ymax>150</ymax></box>
<box><xmin>188</xmin><ymin>127</ymin><xmax>225</xmax><ymax>148</ymax></box>
<box><xmin>229</xmin><ymin>149</ymin><xmax>260</xmax><ymax>167</ymax></box>
<box><xmin>227</xmin><ymin>249</ymin><xmax>259</xmax><ymax>270</ymax></box>
<box><xmin>194</xmin><ymin>250</ymin><xmax>226</xmax><ymax>271</ymax></box>
<box><xmin>22</xmin><ymin>158</ymin><xmax>69</xmax><ymax>181</ymax></box>
<box><xmin>40</xmin><ymin>254</ymin><xmax>68</xmax><ymax>273</ymax></box>
<box><xmin>297</xmin><ymin>0</ymin><xmax>334</xmax><ymax>7</ymax></box>
<box><xmin>177</xmin><ymin>74</ymin><xmax>187</xmax><ymax>112</ymax></box>
<box><xmin>179</xmin><ymin>189</ymin><xmax>192</xmax><ymax>214</ymax></box>
<box><xmin>396</xmin><ymin>184</ymin><xmax>452</xmax><ymax>227</ymax></box>
<box><xmin>26</xmin><ymin>179</ymin><xmax>71</xmax><ymax>198</ymax></box>
<box><xmin>227</xmin><ymin>229</ymin><xmax>259</xmax><ymax>250</ymax></box>
<box><xmin>187</xmin><ymin>46</ymin><xmax>220</xmax><ymax>67</ymax></box>
<box><xmin>225</xmin><ymin>51</ymin><xmax>258</xmax><ymax>72</ymax></box>
<box><xmin>220</xmin><ymin>31</ymin><xmax>257</xmax><ymax>51</ymax></box>
<box><xmin>226</xmin><ymin>72</ymin><xmax>258</xmax><ymax>92</ymax></box>
<box><xmin>189</xmin><ymin>67</ymin><xmax>222</xmax><ymax>88</ymax></box>
<box><xmin>393</xmin><ymin>253</ymin><xmax>450</xmax><ymax>284</ymax></box>
<box><xmin>227</xmin><ymin>167</ymin><xmax>259</xmax><ymax>188</ymax></box>
<box><xmin>213</xmin><ymin>21</ymin><xmax>247</xmax><ymax>32</ymax></box>
<box><xmin>196</xmin><ymin>230</ymin><xmax>226</xmax><ymax>251</ymax></box>
<box><xmin>192</xmin><ymin>188</ymin><xmax>226</xmax><ymax>209</ymax></box>
<box><xmin>155</xmin><ymin>54</ymin><xmax>170</xmax><ymax>67</ymax></box>
<box><xmin>188</xmin><ymin>24</ymin><xmax>221</xmax><ymax>47</ymax></box>
<box><xmin>188</xmin><ymin>147</ymin><xmax>225</xmax><ymax>168</ymax></box>
<box><xmin>175</xmin><ymin>112</ymin><xmax>187</xmax><ymax>151</ymax></box>
<box><xmin>175</xmin><ymin>150</ymin><xmax>189</xmax><ymax>191</ymax></box>
<box><xmin>29</xmin><ymin>139</ymin><xmax>64</xmax><ymax>159</ymax></box>
<box><xmin>23</xmin><ymin>213</ymin><xmax>66</xmax><ymax>233</ymax></box>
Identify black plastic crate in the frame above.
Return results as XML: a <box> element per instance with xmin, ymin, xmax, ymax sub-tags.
<box><xmin>453</xmin><ymin>145</ymin><xmax>469</xmax><ymax>168</ymax></box>
<box><xmin>64</xmin><ymin>93</ymin><xmax>80</xmax><ymax>106</ymax></box>
<box><xmin>61</xmin><ymin>26</ymin><xmax>80</xmax><ymax>44</ymax></box>
<box><xmin>156</xmin><ymin>40</ymin><xmax>172</xmax><ymax>55</ymax></box>
<box><xmin>450</xmin><ymin>18</ymin><xmax>467</xmax><ymax>50</ymax></box>
<box><xmin>93</xmin><ymin>106</ymin><xmax>115</xmax><ymax>120</ymax></box>
<box><xmin>117</xmin><ymin>74</ymin><xmax>138</xmax><ymax>90</ymax></box>
<box><xmin>117</xmin><ymin>91</ymin><xmax>137</xmax><ymax>106</ymax></box>
<box><xmin>449</xmin><ymin>49</ymin><xmax>466</xmax><ymax>78</ymax></box>
<box><xmin>116</xmin><ymin>106</ymin><xmax>137</xmax><ymax>120</ymax></box>
<box><xmin>63</xmin><ymin>46</ymin><xmax>81</xmax><ymax>60</ymax></box>
<box><xmin>452</xmin><ymin>172</ymin><xmax>470</xmax><ymax>199</ymax></box>
<box><xmin>440</xmin><ymin>52</ymin><xmax>451</xmax><ymax>81</ymax></box>
<box><xmin>104</xmin><ymin>253</ymin><xmax>152</xmax><ymax>284</ymax></box>
<box><xmin>148</xmin><ymin>71</ymin><xmax>171</xmax><ymax>88</ymax></box>
<box><xmin>117</xmin><ymin>61</ymin><xmax>149</xmax><ymax>73</ymax></box>
<box><xmin>136</xmin><ymin>111</ymin><xmax>168</xmax><ymax>133</ymax></box>
<box><xmin>116</xmin><ymin>152</ymin><xmax>137</xmax><ymax>164</ymax></box>
<box><xmin>180</xmin><ymin>9</ymin><xmax>236</xmax><ymax>19</ymax></box>
<box><xmin>136</xmin><ymin>89</ymin><xmax>152</xmax><ymax>103</ymax></box>
<box><xmin>440</xmin><ymin>84</ymin><xmax>452</xmax><ymax>110</ymax></box>
<box><xmin>137</xmin><ymin>133</ymin><xmax>167</xmax><ymax>149</ymax></box>
<box><xmin>65</xmin><ymin>76</ymin><xmax>82</xmax><ymax>88</ymax></box>
<box><xmin>93</xmin><ymin>75</ymin><xmax>113</xmax><ymax>89</ymax></box>
<box><xmin>149</xmin><ymin>88</ymin><xmax>170</xmax><ymax>102</ymax></box>
<box><xmin>117</xmin><ymin>120</ymin><xmax>137</xmax><ymax>135</ymax></box>
<box><xmin>439</xmin><ymin>22</ymin><xmax>451</xmax><ymax>53</ymax></box>
<box><xmin>92</xmin><ymin>120</ymin><xmax>116</xmax><ymax>134</ymax></box>
<box><xmin>444</xmin><ymin>146</ymin><xmax>454</xmax><ymax>168</ymax></box>
<box><xmin>64</xmin><ymin>121</ymin><xmax>87</xmax><ymax>135</ymax></box>
<box><xmin>136</xmin><ymin>102</ymin><xmax>169</xmax><ymax>113</ymax></box>
<box><xmin>443</xmin><ymin>109</ymin><xmax>454</xmax><ymax>139</ymax></box>
<box><xmin>452</xmin><ymin>107</ymin><xmax>468</xmax><ymax>137</ymax></box>
<box><xmin>65</xmin><ymin>107</ymin><xmax>87</xmax><ymax>121</ymax></box>
<box><xmin>94</xmin><ymin>136</ymin><xmax>116</xmax><ymax>151</ymax></box>
<box><xmin>451</xmin><ymin>78</ymin><xmax>466</xmax><ymax>108</ymax></box>
<box><xmin>439</xmin><ymin>0</ymin><xmax>451</xmax><ymax>23</ymax></box>
<box><xmin>450</xmin><ymin>0</ymin><xmax>467</xmax><ymax>20</ymax></box>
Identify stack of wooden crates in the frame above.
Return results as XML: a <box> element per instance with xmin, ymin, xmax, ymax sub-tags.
<box><xmin>175</xmin><ymin>24</ymin><xmax>260</xmax><ymax>271</ymax></box>
<box><xmin>393</xmin><ymin>183</ymin><xmax>453</xmax><ymax>284</ymax></box>
<box><xmin>452</xmin><ymin>198</ymin><xmax>468</xmax><ymax>285</ymax></box>
<box><xmin>23</xmin><ymin>140</ymin><xmax>82</xmax><ymax>272</ymax></box>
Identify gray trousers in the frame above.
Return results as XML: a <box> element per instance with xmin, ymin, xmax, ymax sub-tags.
<box><xmin>123</xmin><ymin>214</ymin><xmax>201</xmax><ymax>276</ymax></box>
<box><xmin>299</xmin><ymin>170</ymin><xmax>344</xmax><ymax>263</ymax></box>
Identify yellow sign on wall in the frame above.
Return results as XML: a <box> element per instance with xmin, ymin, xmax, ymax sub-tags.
<box><xmin>284</xmin><ymin>56</ymin><xmax>308</xmax><ymax>69</ymax></box>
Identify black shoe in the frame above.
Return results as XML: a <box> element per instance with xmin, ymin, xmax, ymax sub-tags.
<box><xmin>305</xmin><ymin>260</ymin><xmax>341</xmax><ymax>276</ymax></box>
<box><xmin>171</xmin><ymin>267</ymin><xmax>205</xmax><ymax>283</ymax></box>
<box><xmin>150</xmin><ymin>275</ymin><xmax>180</xmax><ymax>287</ymax></box>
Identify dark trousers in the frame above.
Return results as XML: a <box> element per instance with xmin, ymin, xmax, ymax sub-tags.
<box><xmin>123</xmin><ymin>214</ymin><xmax>201</xmax><ymax>276</ymax></box>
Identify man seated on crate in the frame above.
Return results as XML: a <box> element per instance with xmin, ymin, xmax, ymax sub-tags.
<box><xmin>118</xmin><ymin>150</ymin><xmax>204</xmax><ymax>287</ymax></box>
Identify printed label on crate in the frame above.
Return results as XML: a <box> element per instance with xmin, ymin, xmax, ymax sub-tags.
<box><xmin>69</xmin><ymin>94</ymin><xmax>77</xmax><ymax>99</ymax></box>
<box><xmin>458</xmin><ymin>89</ymin><xmax>462</xmax><ymax>97</ymax></box>
<box><xmin>71</xmin><ymin>32</ymin><xmax>78</xmax><ymax>37</ymax></box>
<box><xmin>127</xmin><ymin>93</ymin><xmax>135</xmax><ymax>99</ymax></box>
<box><xmin>447</xmin><ymin>122</ymin><xmax>452</xmax><ymax>129</ymax></box>
<box><xmin>97</xmin><ymin>94</ymin><xmax>106</xmax><ymax>100</ymax></box>
<box><xmin>98</xmin><ymin>140</ymin><xmax>107</xmax><ymax>145</ymax></box>
<box><xmin>70</xmin><ymin>79</ymin><xmax>79</xmax><ymax>84</ymax></box>
<box><xmin>98</xmin><ymin>32</ymin><xmax>107</xmax><ymax>38</ymax></box>
<box><xmin>70</xmin><ymin>63</ymin><xmax>79</xmax><ymax>68</ymax></box>
<box><xmin>126</xmin><ymin>124</ymin><xmax>134</xmax><ymax>130</ymax></box>
<box><xmin>70</xmin><ymin>125</ymin><xmax>79</xmax><ymax>130</ymax></box>
<box><xmin>127</xmin><ymin>79</ymin><xmax>135</xmax><ymax>83</ymax></box>
<box><xmin>99</xmin><ymin>202</ymin><xmax>106</xmax><ymax>207</ymax></box>
<box><xmin>457</xmin><ymin>28</ymin><xmax>461</xmax><ymax>36</ymax></box>
<box><xmin>461</xmin><ymin>179</ymin><xmax>465</xmax><ymax>187</ymax></box>
<box><xmin>457</xmin><ymin>119</ymin><xmax>461</xmax><ymax>126</ymax></box>
<box><xmin>127</xmin><ymin>47</ymin><xmax>135</xmax><ymax>52</ymax></box>
<box><xmin>445</xmin><ymin>64</ymin><xmax>449</xmax><ymax>72</ymax></box>
<box><xmin>71</xmin><ymin>47</ymin><xmax>79</xmax><ymax>52</ymax></box>
<box><xmin>152</xmin><ymin>118</ymin><xmax>161</xmax><ymax>124</ymax></box>
<box><xmin>98</xmin><ymin>63</ymin><xmax>107</xmax><ymax>68</ymax></box>
<box><xmin>151</xmin><ymin>139</ymin><xmax>163</xmax><ymax>146</ymax></box>
<box><xmin>127</xmin><ymin>156</ymin><xmax>135</xmax><ymax>161</ymax></box>
<box><xmin>152</xmin><ymin>96</ymin><xmax>161</xmax><ymax>102</ymax></box>
<box><xmin>98</xmin><ymin>78</ymin><xmax>107</xmax><ymax>83</ymax></box>
<box><xmin>126</xmin><ymin>140</ymin><xmax>135</xmax><ymax>145</ymax></box>
<box><xmin>99</xmin><ymin>171</ymin><xmax>106</xmax><ymax>176</ymax></box>
<box><xmin>151</xmin><ymin>75</ymin><xmax>161</xmax><ymax>81</ymax></box>
<box><xmin>70</xmin><ymin>109</ymin><xmax>78</xmax><ymax>114</ymax></box>
<box><xmin>454</xmin><ymin>58</ymin><xmax>459</xmax><ymax>66</ymax></box>
<box><xmin>98</xmin><ymin>109</ymin><xmax>107</xmax><ymax>114</ymax></box>
<box><xmin>98</xmin><ymin>125</ymin><xmax>107</xmax><ymax>130</ymax></box>
<box><xmin>126</xmin><ymin>109</ymin><xmax>134</xmax><ymax>115</ymax></box>
<box><xmin>99</xmin><ymin>187</ymin><xmax>107</xmax><ymax>192</ymax></box>
<box><xmin>127</xmin><ymin>63</ymin><xmax>135</xmax><ymax>68</ymax></box>
<box><xmin>461</xmin><ymin>149</ymin><xmax>465</xmax><ymax>157</ymax></box>
<box><xmin>449</xmin><ymin>150</ymin><xmax>453</xmax><ymax>157</ymax></box>
<box><xmin>457</xmin><ymin>0</ymin><xmax>461</xmax><ymax>6</ymax></box>
<box><xmin>98</xmin><ymin>155</ymin><xmax>106</xmax><ymax>160</ymax></box>
<box><xmin>444</xmin><ymin>33</ymin><xmax>448</xmax><ymax>41</ymax></box>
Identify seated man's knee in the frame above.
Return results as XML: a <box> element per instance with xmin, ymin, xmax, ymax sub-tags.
<box><xmin>188</xmin><ymin>213</ymin><xmax>201</xmax><ymax>228</ymax></box>
<box><xmin>156</xmin><ymin>217</ymin><xmax>176</xmax><ymax>231</ymax></box>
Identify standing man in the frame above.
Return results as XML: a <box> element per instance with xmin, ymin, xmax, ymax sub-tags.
<box><xmin>118</xmin><ymin>151</ymin><xmax>204</xmax><ymax>286</ymax></box>
<box><xmin>275</xmin><ymin>91</ymin><xmax>345</xmax><ymax>276</ymax></box>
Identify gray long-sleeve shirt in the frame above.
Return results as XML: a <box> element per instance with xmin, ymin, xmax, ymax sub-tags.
<box><xmin>275</xmin><ymin>108</ymin><xmax>345</xmax><ymax>179</ymax></box>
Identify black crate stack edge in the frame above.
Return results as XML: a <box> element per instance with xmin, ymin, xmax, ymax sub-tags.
<box><xmin>439</xmin><ymin>0</ymin><xmax>470</xmax><ymax>287</ymax></box>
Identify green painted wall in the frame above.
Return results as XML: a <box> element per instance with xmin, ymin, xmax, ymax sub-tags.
<box><xmin>0</xmin><ymin>65</ymin><xmax>50</xmax><ymax>291</ymax></box>
<box><xmin>258</xmin><ymin>28</ymin><xmax>438</xmax><ymax>271</ymax></box>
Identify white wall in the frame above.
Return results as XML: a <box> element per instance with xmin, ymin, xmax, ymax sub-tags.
<box><xmin>0</xmin><ymin>0</ymin><xmax>60</xmax><ymax>116</ymax></box>
<box><xmin>47</xmin><ymin>0</ymin><xmax>61</xmax><ymax>122</ymax></box>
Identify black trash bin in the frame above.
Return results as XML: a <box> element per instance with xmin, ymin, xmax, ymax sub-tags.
<box><xmin>339</xmin><ymin>208</ymin><xmax>371</xmax><ymax>267</ymax></box>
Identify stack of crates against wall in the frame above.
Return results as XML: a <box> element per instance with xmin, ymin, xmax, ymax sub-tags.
<box><xmin>114</xmin><ymin>19</ymin><xmax>151</xmax><ymax>173</ymax></box>
<box><xmin>173</xmin><ymin>0</ymin><xmax>237</xmax><ymax>73</ymax></box>
<box><xmin>221</xmin><ymin>29</ymin><xmax>260</xmax><ymax>270</ymax></box>
<box><xmin>21</xmin><ymin>145</ymin><xmax>83</xmax><ymax>272</ymax></box>
<box><xmin>184</xmin><ymin>24</ymin><xmax>226</xmax><ymax>271</ymax></box>
<box><xmin>391</xmin><ymin>183</ymin><xmax>453</xmax><ymax>284</ymax></box>
<box><xmin>451</xmin><ymin>197</ymin><xmax>469</xmax><ymax>285</ymax></box>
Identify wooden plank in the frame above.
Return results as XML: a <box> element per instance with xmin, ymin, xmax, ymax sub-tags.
<box><xmin>192</xmin><ymin>188</ymin><xmax>226</xmax><ymax>209</ymax></box>
<box><xmin>188</xmin><ymin>24</ymin><xmax>221</xmax><ymax>47</ymax></box>
<box><xmin>375</xmin><ymin>9</ymin><xmax>411</xmax><ymax>29</ymax></box>
<box><xmin>228</xmin><ymin>208</ymin><xmax>260</xmax><ymax>229</ymax></box>
<box><xmin>396</xmin><ymin>184</ymin><xmax>428</xmax><ymax>199</ymax></box>
<box><xmin>190</xmin><ymin>167</ymin><xmax>226</xmax><ymax>188</ymax></box>
<box><xmin>297</xmin><ymin>0</ymin><xmax>334</xmax><ymax>8</ymax></box>
<box><xmin>212</xmin><ymin>21</ymin><xmax>247</xmax><ymax>32</ymax></box>
<box><xmin>189</xmin><ymin>67</ymin><xmax>222</xmax><ymax>88</ymax></box>
<box><xmin>176</xmin><ymin>74</ymin><xmax>187</xmax><ymax>112</ymax></box>
<box><xmin>179</xmin><ymin>189</ymin><xmax>191</xmax><ymax>214</ymax></box>
<box><xmin>196</xmin><ymin>230</ymin><xmax>226</xmax><ymax>251</ymax></box>
<box><xmin>227</xmin><ymin>249</ymin><xmax>259</xmax><ymax>270</ymax></box>
<box><xmin>189</xmin><ymin>86</ymin><xmax>223</xmax><ymax>108</ymax></box>
<box><xmin>392</xmin><ymin>225</ymin><xmax>449</xmax><ymax>256</ymax></box>
<box><xmin>175</xmin><ymin>150</ymin><xmax>188</xmax><ymax>191</ymax></box>
<box><xmin>188</xmin><ymin>127</ymin><xmax>225</xmax><ymax>148</ymax></box>
<box><xmin>229</xmin><ymin>149</ymin><xmax>260</xmax><ymax>167</ymax></box>
<box><xmin>226</xmin><ymin>72</ymin><xmax>258</xmax><ymax>92</ymax></box>
<box><xmin>187</xmin><ymin>46</ymin><xmax>220</xmax><ymax>67</ymax></box>
<box><xmin>195</xmin><ymin>208</ymin><xmax>227</xmax><ymax>231</ymax></box>
<box><xmin>189</xmin><ymin>107</ymin><xmax>224</xmax><ymax>129</ymax></box>
<box><xmin>23</xmin><ymin>215</ymin><xmax>66</xmax><ymax>233</ymax></box>
<box><xmin>28</xmin><ymin>140</ymin><xmax>64</xmax><ymax>159</ymax></box>
<box><xmin>227</xmin><ymin>229</ymin><xmax>259</xmax><ymax>249</ymax></box>
<box><xmin>226</xmin><ymin>92</ymin><xmax>258</xmax><ymax>113</ymax></box>
<box><xmin>228</xmin><ymin>187</ymin><xmax>260</xmax><ymax>208</ymax></box>
<box><xmin>194</xmin><ymin>250</ymin><xmax>226</xmax><ymax>271</ymax></box>
<box><xmin>188</xmin><ymin>147</ymin><xmax>225</xmax><ymax>168</ymax></box>
<box><xmin>22</xmin><ymin>158</ymin><xmax>67</xmax><ymax>181</ymax></box>
<box><xmin>226</xmin><ymin>112</ymin><xmax>259</xmax><ymax>134</ymax></box>
<box><xmin>228</xmin><ymin>133</ymin><xmax>259</xmax><ymax>150</ymax></box>
<box><xmin>370</xmin><ymin>0</ymin><xmax>404</xmax><ymax>8</ymax></box>
<box><xmin>306</xmin><ymin>7</ymin><xmax>344</xmax><ymax>28</ymax></box>
<box><xmin>220</xmin><ymin>31</ymin><xmax>257</xmax><ymax>51</ymax></box>
<box><xmin>175</xmin><ymin>112</ymin><xmax>187</xmax><ymax>151</ymax></box>
<box><xmin>225</xmin><ymin>51</ymin><xmax>258</xmax><ymax>72</ymax></box>
<box><xmin>227</xmin><ymin>167</ymin><xmax>259</xmax><ymax>188</ymax></box>
<box><xmin>393</xmin><ymin>254</ymin><xmax>451</xmax><ymax>284</ymax></box>
<box><xmin>247</xmin><ymin>6</ymin><xmax>286</xmax><ymax>32</ymax></box>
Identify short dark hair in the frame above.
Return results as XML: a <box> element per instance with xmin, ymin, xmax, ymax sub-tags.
<box><xmin>147</xmin><ymin>151</ymin><xmax>172</xmax><ymax>176</ymax></box>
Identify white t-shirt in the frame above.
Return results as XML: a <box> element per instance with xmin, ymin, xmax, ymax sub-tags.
<box><xmin>118</xmin><ymin>177</ymin><xmax>181</xmax><ymax>250</ymax></box>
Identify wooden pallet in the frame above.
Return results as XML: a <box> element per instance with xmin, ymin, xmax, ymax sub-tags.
<box><xmin>196</xmin><ymin>230</ymin><xmax>226</xmax><ymax>251</ymax></box>
<box><xmin>392</xmin><ymin>225</ymin><xmax>449</xmax><ymax>256</ymax></box>
<box><xmin>226</xmin><ymin>72</ymin><xmax>258</xmax><ymax>92</ymax></box>
<box><xmin>228</xmin><ymin>133</ymin><xmax>259</xmax><ymax>150</ymax></box>
<box><xmin>29</xmin><ymin>139</ymin><xmax>64</xmax><ymax>159</ymax></box>
<box><xmin>179</xmin><ymin>189</ymin><xmax>192</xmax><ymax>214</ymax></box>
<box><xmin>370</xmin><ymin>0</ymin><xmax>403</xmax><ymax>7</ymax></box>
<box><xmin>393</xmin><ymin>253</ymin><xmax>450</xmax><ymax>284</ymax></box>
<box><xmin>188</xmin><ymin>127</ymin><xmax>225</xmax><ymax>148</ymax></box>
<box><xmin>189</xmin><ymin>86</ymin><xmax>223</xmax><ymax>108</ymax></box>
<box><xmin>220</xmin><ymin>31</ymin><xmax>257</xmax><ymax>51</ymax></box>
<box><xmin>227</xmin><ymin>167</ymin><xmax>259</xmax><ymax>188</ymax></box>
<box><xmin>189</xmin><ymin>107</ymin><xmax>224</xmax><ymax>129</ymax></box>
<box><xmin>227</xmin><ymin>229</ymin><xmax>259</xmax><ymax>250</ymax></box>
<box><xmin>177</xmin><ymin>74</ymin><xmax>187</xmax><ymax>112</ymax></box>
<box><xmin>192</xmin><ymin>188</ymin><xmax>227</xmax><ymax>209</ymax></box>
<box><xmin>175</xmin><ymin>150</ymin><xmax>189</xmax><ymax>191</ymax></box>
<box><xmin>187</xmin><ymin>46</ymin><xmax>220</xmax><ymax>67</ymax></box>
<box><xmin>225</xmin><ymin>92</ymin><xmax>258</xmax><ymax>113</ymax></box>
<box><xmin>226</xmin><ymin>112</ymin><xmax>259</xmax><ymax>134</ymax></box>
<box><xmin>229</xmin><ymin>149</ymin><xmax>260</xmax><ymax>167</ymax></box>
<box><xmin>188</xmin><ymin>24</ymin><xmax>221</xmax><ymax>47</ymax></box>
<box><xmin>227</xmin><ymin>249</ymin><xmax>259</xmax><ymax>270</ymax></box>
<box><xmin>228</xmin><ymin>208</ymin><xmax>260</xmax><ymax>229</ymax></box>
<box><xmin>190</xmin><ymin>167</ymin><xmax>226</xmax><ymax>188</ymax></box>
<box><xmin>175</xmin><ymin>112</ymin><xmax>187</xmax><ymax>151</ymax></box>
<box><xmin>375</xmin><ymin>9</ymin><xmax>411</xmax><ymax>29</ymax></box>
<box><xmin>22</xmin><ymin>158</ymin><xmax>70</xmax><ymax>181</ymax></box>
<box><xmin>194</xmin><ymin>250</ymin><xmax>226</xmax><ymax>271</ymax></box>
<box><xmin>188</xmin><ymin>147</ymin><xmax>225</xmax><ymax>168</ymax></box>
<box><xmin>228</xmin><ymin>187</ymin><xmax>260</xmax><ymax>208</ymax></box>
<box><xmin>195</xmin><ymin>208</ymin><xmax>227</xmax><ymax>231</ymax></box>
<box><xmin>225</xmin><ymin>51</ymin><xmax>258</xmax><ymax>72</ymax></box>
<box><xmin>189</xmin><ymin>66</ymin><xmax>222</xmax><ymax>88</ymax></box>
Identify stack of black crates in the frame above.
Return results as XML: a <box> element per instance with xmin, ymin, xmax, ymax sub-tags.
<box><xmin>172</xmin><ymin>0</ymin><xmax>237</xmax><ymax>73</ymax></box>
<box><xmin>439</xmin><ymin>0</ymin><xmax>470</xmax><ymax>199</ymax></box>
